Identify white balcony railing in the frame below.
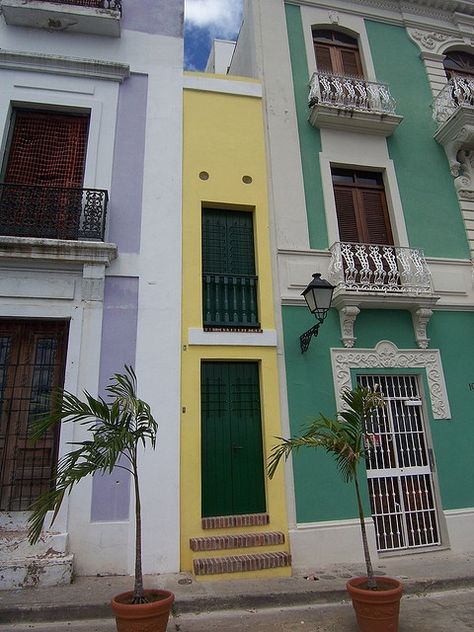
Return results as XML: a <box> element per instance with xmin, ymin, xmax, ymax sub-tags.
<box><xmin>309</xmin><ymin>73</ymin><xmax>397</xmax><ymax>114</ymax></box>
<box><xmin>433</xmin><ymin>76</ymin><xmax>474</xmax><ymax>123</ymax></box>
<box><xmin>328</xmin><ymin>242</ymin><xmax>432</xmax><ymax>294</ymax></box>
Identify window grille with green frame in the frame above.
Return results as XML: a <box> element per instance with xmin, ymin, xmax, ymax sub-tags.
<box><xmin>202</xmin><ymin>209</ymin><xmax>259</xmax><ymax>329</ymax></box>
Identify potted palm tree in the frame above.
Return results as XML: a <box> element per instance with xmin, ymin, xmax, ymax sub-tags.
<box><xmin>28</xmin><ymin>366</ymin><xmax>174</xmax><ymax>632</ymax></box>
<box><xmin>268</xmin><ymin>385</ymin><xmax>403</xmax><ymax>632</ymax></box>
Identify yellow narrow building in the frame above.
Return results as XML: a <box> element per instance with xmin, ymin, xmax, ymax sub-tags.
<box><xmin>181</xmin><ymin>72</ymin><xmax>290</xmax><ymax>579</ymax></box>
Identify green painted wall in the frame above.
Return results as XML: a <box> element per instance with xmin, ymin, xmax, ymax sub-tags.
<box><xmin>282</xmin><ymin>306</ymin><xmax>474</xmax><ymax>523</ymax></box>
<box><xmin>285</xmin><ymin>3</ymin><xmax>327</xmax><ymax>249</ymax></box>
<box><xmin>365</xmin><ymin>21</ymin><xmax>470</xmax><ymax>259</ymax></box>
<box><xmin>283</xmin><ymin>7</ymin><xmax>470</xmax><ymax>258</ymax></box>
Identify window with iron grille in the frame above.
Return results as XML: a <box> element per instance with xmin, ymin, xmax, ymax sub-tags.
<box><xmin>202</xmin><ymin>208</ymin><xmax>259</xmax><ymax>330</ymax></box>
<box><xmin>0</xmin><ymin>320</ymin><xmax>68</xmax><ymax>512</ymax></box>
<box><xmin>313</xmin><ymin>29</ymin><xmax>363</xmax><ymax>77</ymax></box>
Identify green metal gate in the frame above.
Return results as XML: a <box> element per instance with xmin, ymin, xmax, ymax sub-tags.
<box><xmin>201</xmin><ymin>361</ymin><xmax>266</xmax><ymax>517</ymax></box>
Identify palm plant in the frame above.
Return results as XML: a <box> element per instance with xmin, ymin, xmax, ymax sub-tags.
<box><xmin>28</xmin><ymin>366</ymin><xmax>157</xmax><ymax>604</ymax></box>
<box><xmin>268</xmin><ymin>385</ymin><xmax>384</xmax><ymax>589</ymax></box>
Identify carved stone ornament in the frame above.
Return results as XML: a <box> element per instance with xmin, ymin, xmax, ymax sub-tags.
<box><xmin>328</xmin><ymin>11</ymin><xmax>340</xmax><ymax>24</ymax></box>
<box><xmin>330</xmin><ymin>340</ymin><xmax>451</xmax><ymax>420</ymax></box>
<box><xmin>411</xmin><ymin>307</ymin><xmax>433</xmax><ymax>349</ymax></box>
<box><xmin>407</xmin><ymin>28</ymin><xmax>450</xmax><ymax>54</ymax></box>
<box><xmin>339</xmin><ymin>305</ymin><xmax>360</xmax><ymax>348</ymax></box>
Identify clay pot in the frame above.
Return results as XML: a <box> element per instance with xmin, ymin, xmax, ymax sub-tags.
<box><xmin>346</xmin><ymin>576</ymin><xmax>403</xmax><ymax>632</ymax></box>
<box><xmin>111</xmin><ymin>589</ymin><xmax>175</xmax><ymax>632</ymax></box>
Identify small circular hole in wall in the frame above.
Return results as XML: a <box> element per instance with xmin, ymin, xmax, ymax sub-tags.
<box><xmin>242</xmin><ymin>175</ymin><xmax>253</xmax><ymax>184</ymax></box>
<box><xmin>199</xmin><ymin>171</ymin><xmax>209</xmax><ymax>181</ymax></box>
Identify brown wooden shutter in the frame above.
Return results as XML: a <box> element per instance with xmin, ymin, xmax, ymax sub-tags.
<box><xmin>334</xmin><ymin>186</ymin><xmax>361</xmax><ymax>242</ymax></box>
<box><xmin>4</xmin><ymin>111</ymin><xmax>89</xmax><ymax>187</ymax></box>
<box><xmin>314</xmin><ymin>44</ymin><xmax>334</xmax><ymax>73</ymax></box>
<box><xmin>359</xmin><ymin>190</ymin><xmax>393</xmax><ymax>245</ymax></box>
<box><xmin>340</xmin><ymin>49</ymin><xmax>363</xmax><ymax>77</ymax></box>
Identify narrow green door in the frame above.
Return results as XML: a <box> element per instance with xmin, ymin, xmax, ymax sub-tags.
<box><xmin>201</xmin><ymin>361</ymin><xmax>266</xmax><ymax>517</ymax></box>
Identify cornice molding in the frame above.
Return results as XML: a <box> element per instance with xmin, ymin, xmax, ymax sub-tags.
<box><xmin>0</xmin><ymin>50</ymin><xmax>129</xmax><ymax>82</ymax></box>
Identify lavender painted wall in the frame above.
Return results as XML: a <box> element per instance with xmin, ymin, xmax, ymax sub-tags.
<box><xmin>108</xmin><ymin>74</ymin><xmax>147</xmax><ymax>253</ymax></box>
<box><xmin>122</xmin><ymin>0</ymin><xmax>183</xmax><ymax>37</ymax></box>
<box><xmin>91</xmin><ymin>276</ymin><xmax>139</xmax><ymax>521</ymax></box>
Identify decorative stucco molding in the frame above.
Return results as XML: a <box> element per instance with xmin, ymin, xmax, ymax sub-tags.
<box><xmin>330</xmin><ymin>340</ymin><xmax>451</xmax><ymax>420</ymax></box>
<box><xmin>339</xmin><ymin>305</ymin><xmax>360</xmax><ymax>348</ymax></box>
<box><xmin>407</xmin><ymin>29</ymin><xmax>450</xmax><ymax>53</ymax></box>
<box><xmin>411</xmin><ymin>307</ymin><xmax>433</xmax><ymax>348</ymax></box>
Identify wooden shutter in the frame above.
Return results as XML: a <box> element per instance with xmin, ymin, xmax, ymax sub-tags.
<box><xmin>340</xmin><ymin>49</ymin><xmax>363</xmax><ymax>78</ymax></box>
<box><xmin>202</xmin><ymin>210</ymin><xmax>255</xmax><ymax>275</ymax></box>
<box><xmin>4</xmin><ymin>111</ymin><xmax>89</xmax><ymax>187</ymax></box>
<box><xmin>333</xmin><ymin>172</ymin><xmax>393</xmax><ymax>245</ymax></box>
<box><xmin>359</xmin><ymin>189</ymin><xmax>393</xmax><ymax>245</ymax></box>
<box><xmin>314</xmin><ymin>44</ymin><xmax>334</xmax><ymax>73</ymax></box>
<box><xmin>334</xmin><ymin>187</ymin><xmax>361</xmax><ymax>242</ymax></box>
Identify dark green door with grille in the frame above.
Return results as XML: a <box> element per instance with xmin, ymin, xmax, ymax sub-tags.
<box><xmin>201</xmin><ymin>361</ymin><xmax>266</xmax><ymax>517</ymax></box>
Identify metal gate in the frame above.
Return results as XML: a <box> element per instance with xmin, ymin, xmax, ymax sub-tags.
<box><xmin>357</xmin><ymin>374</ymin><xmax>440</xmax><ymax>552</ymax></box>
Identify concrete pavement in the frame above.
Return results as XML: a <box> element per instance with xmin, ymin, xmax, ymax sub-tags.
<box><xmin>0</xmin><ymin>549</ymin><xmax>473</xmax><ymax>625</ymax></box>
<box><xmin>2</xmin><ymin>588</ymin><xmax>474</xmax><ymax>631</ymax></box>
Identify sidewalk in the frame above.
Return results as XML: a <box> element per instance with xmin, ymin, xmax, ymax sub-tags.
<box><xmin>1</xmin><ymin>550</ymin><xmax>473</xmax><ymax>624</ymax></box>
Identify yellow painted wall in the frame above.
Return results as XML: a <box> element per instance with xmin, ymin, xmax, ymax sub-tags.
<box><xmin>181</xmin><ymin>74</ymin><xmax>289</xmax><ymax>575</ymax></box>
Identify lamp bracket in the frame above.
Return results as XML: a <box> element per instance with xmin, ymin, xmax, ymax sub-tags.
<box><xmin>300</xmin><ymin>321</ymin><xmax>322</xmax><ymax>353</ymax></box>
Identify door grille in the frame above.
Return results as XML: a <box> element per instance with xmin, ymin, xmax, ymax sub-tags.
<box><xmin>0</xmin><ymin>321</ymin><xmax>68</xmax><ymax>511</ymax></box>
<box><xmin>357</xmin><ymin>374</ymin><xmax>440</xmax><ymax>551</ymax></box>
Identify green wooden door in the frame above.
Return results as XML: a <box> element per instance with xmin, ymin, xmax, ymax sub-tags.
<box><xmin>201</xmin><ymin>361</ymin><xmax>266</xmax><ymax>517</ymax></box>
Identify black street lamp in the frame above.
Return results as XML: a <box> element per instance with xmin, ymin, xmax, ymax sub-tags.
<box><xmin>299</xmin><ymin>273</ymin><xmax>335</xmax><ymax>353</ymax></box>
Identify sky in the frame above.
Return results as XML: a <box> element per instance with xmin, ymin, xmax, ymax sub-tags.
<box><xmin>184</xmin><ymin>0</ymin><xmax>243</xmax><ymax>71</ymax></box>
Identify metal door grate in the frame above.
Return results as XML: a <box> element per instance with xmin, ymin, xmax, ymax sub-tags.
<box><xmin>0</xmin><ymin>321</ymin><xmax>68</xmax><ymax>511</ymax></box>
<box><xmin>358</xmin><ymin>374</ymin><xmax>440</xmax><ymax>551</ymax></box>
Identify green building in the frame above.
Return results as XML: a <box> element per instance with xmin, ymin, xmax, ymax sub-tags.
<box><xmin>229</xmin><ymin>0</ymin><xmax>474</xmax><ymax>569</ymax></box>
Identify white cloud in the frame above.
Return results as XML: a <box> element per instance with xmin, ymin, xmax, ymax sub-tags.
<box><xmin>185</xmin><ymin>0</ymin><xmax>242</xmax><ymax>38</ymax></box>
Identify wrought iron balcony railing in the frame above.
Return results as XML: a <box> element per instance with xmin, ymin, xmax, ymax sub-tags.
<box><xmin>309</xmin><ymin>72</ymin><xmax>397</xmax><ymax>114</ymax></box>
<box><xmin>328</xmin><ymin>242</ymin><xmax>432</xmax><ymax>294</ymax></box>
<box><xmin>203</xmin><ymin>273</ymin><xmax>259</xmax><ymax>329</ymax></box>
<box><xmin>433</xmin><ymin>76</ymin><xmax>474</xmax><ymax>123</ymax></box>
<box><xmin>32</xmin><ymin>0</ymin><xmax>122</xmax><ymax>12</ymax></box>
<box><xmin>0</xmin><ymin>184</ymin><xmax>108</xmax><ymax>241</ymax></box>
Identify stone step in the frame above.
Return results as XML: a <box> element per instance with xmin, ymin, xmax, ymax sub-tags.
<box><xmin>190</xmin><ymin>530</ymin><xmax>285</xmax><ymax>552</ymax></box>
<box><xmin>0</xmin><ymin>554</ymin><xmax>73</xmax><ymax>590</ymax></box>
<box><xmin>202</xmin><ymin>513</ymin><xmax>269</xmax><ymax>530</ymax></box>
<box><xmin>0</xmin><ymin>528</ymin><xmax>67</xmax><ymax>561</ymax></box>
<box><xmin>193</xmin><ymin>551</ymin><xmax>291</xmax><ymax>576</ymax></box>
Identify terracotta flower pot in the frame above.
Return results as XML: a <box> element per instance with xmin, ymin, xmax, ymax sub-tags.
<box><xmin>346</xmin><ymin>576</ymin><xmax>403</xmax><ymax>632</ymax></box>
<box><xmin>111</xmin><ymin>589</ymin><xmax>175</xmax><ymax>632</ymax></box>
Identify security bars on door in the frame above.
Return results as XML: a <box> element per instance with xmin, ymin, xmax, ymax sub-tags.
<box><xmin>358</xmin><ymin>374</ymin><xmax>440</xmax><ymax>552</ymax></box>
<box><xmin>0</xmin><ymin>332</ymin><xmax>63</xmax><ymax>511</ymax></box>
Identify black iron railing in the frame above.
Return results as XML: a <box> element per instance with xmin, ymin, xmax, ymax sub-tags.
<box><xmin>38</xmin><ymin>0</ymin><xmax>122</xmax><ymax>14</ymax></box>
<box><xmin>0</xmin><ymin>183</ymin><xmax>108</xmax><ymax>241</ymax></box>
<box><xmin>203</xmin><ymin>273</ymin><xmax>260</xmax><ymax>329</ymax></box>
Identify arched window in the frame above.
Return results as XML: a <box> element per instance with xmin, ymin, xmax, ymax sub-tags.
<box><xmin>313</xmin><ymin>28</ymin><xmax>363</xmax><ymax>77</ymax></box>
<box><xmin>443</xmin><ymin>50</ymin><xmax>474</xmax><ymax>80</ymax></box>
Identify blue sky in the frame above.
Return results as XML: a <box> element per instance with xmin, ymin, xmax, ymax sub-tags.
<box><xmin>184</xmin><ymin>0</ymin><xmax>243</xmax><ymax>70</ymax></box>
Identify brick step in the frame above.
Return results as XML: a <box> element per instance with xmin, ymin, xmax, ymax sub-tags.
<box><xmin>193</xmin><ymin>551</ymin><xmax>291</xmax><ymax>576</ymax></box>
<box><xmin>202</xmin><ymin>513</ymin><xmax>269</xmax><ymax>530</ymax></box>
<box><xmin>190</xmin><ymin>530</ymin><xmax>285</xmax><ymax>552</ymax></box>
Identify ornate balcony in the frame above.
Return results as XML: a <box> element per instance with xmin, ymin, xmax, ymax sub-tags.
<box><xmin>328</xmin><ymin>242</ymin><xmax>432</xmax><ymax>295</ymax></box>
<box><xmin>327</xmin><ymin>242</ymin><xmax>438</xmax><ymax>349</ymax></box>
<box><xmin>433</xmin><ymin>77</ymin><xmax>474</xmax><ymax>182</ymax></box>
<box><xmin>1</xmin><ymin>0</ymin><xmax>121</xmax><ymax>36</ymax></box>
<box><xmin>432</xmin><ymin>76</ymin><xmax>474</xmax><ymax>124</ymax></box>
<box><xmin>0</xmin><ymin>184</ymin><xmax>108</xmax><ymax>241</ymax></box>
<box><xmin>203</xmin><ymin>273</ymin><xmax>259</xmax><ymax>330</ymax></box>
<box><xmin>308</xmin><ymin>73</ymin><xmax>402</xmax><ymax>136</ymax></box>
